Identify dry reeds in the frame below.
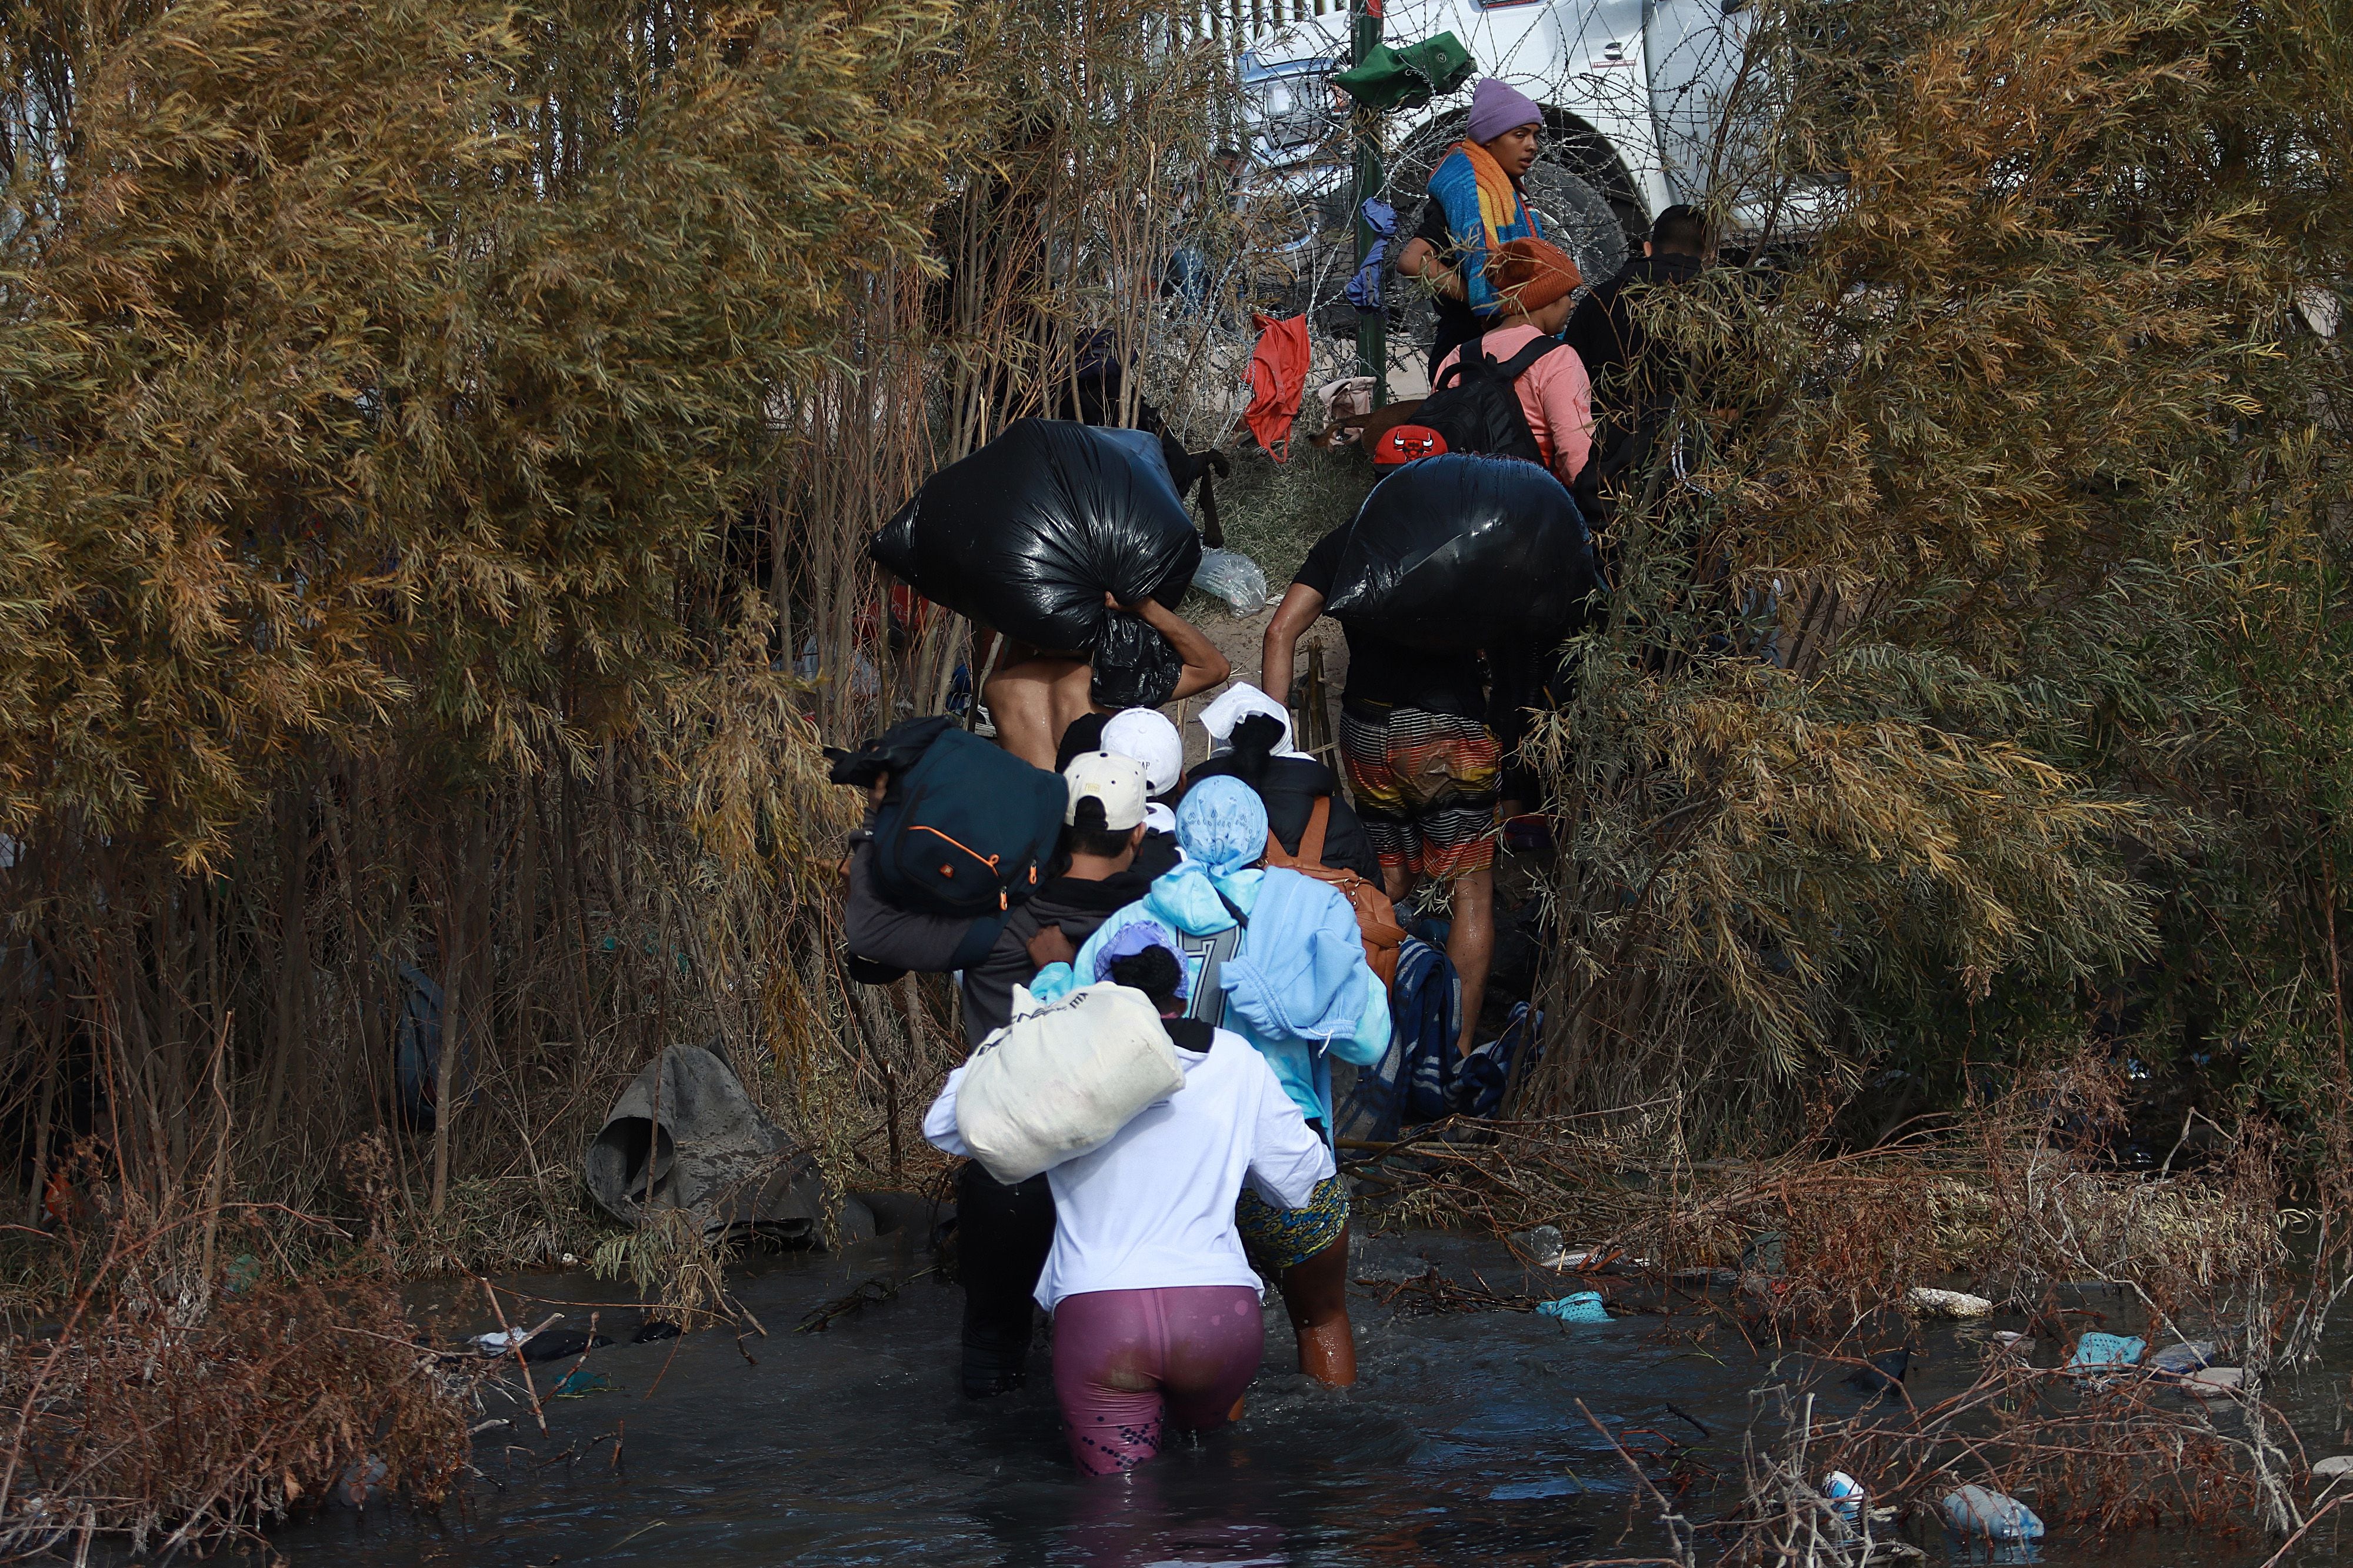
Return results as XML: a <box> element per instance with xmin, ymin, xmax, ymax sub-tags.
<box><xmin>1367</xmin><ymin>1057</ymin><xmax>2353</xmax><ymax>1558</ymax></box>
<box><xmin>0</xmin><ymin>1186</ymin><xmax>471</xmax><ymax>1556</ymax></box>
<box><xmin>0</xmin><ymin>0</ymin><xmax>1249</xmax><ymax>1292</ymax></box>
<box><xmin>1511</xmin><ymin>0</ymin><xmax>2353</xmax><ymax>1151</ymax></box>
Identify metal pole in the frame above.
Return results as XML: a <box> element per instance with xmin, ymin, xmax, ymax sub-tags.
<box><xmin>1349</xmin><ymin>0</ymin><xmax>1387</xmax><ymax>405</ymax></box>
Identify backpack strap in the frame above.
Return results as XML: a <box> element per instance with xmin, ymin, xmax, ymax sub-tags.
<box><xmin>1262</xmin><ymin>800</ymin><xmax>1331</xmax><ymax>869</ymax></box>
<box><xmin>1496</xmin><ymin>335</ymin><xmax>1564</xmax><ymax>381</ymax></box>
<box><xmin>1299</xmin><ymin>795</ymin><xmax>1331</xmax><ymax>866</ymax></box>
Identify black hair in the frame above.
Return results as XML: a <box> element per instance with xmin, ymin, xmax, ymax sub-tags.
<box><xmin>1054</xmin><ymin>713</ymin><xmax>1109</xmax><ymax>773</ymax></box>
<box><xmin>1227</xmin><ymin>712</ymin><xmax>1284</xmax><ymax>787</ymax></box>
<box><xmin>1107</xmin><ymin>945</ymin><xmax>1184</xmax><ymax>1013</ymax></box>
<box><xmin>1651</xmin><ymin>204</ymin><xmax>1709</xmax><ymax>256</ymax></box>
<box><xmin>1064</xmin><ymin>795</ymin><xmax>1134</xmax><ymax>860</ymax></box>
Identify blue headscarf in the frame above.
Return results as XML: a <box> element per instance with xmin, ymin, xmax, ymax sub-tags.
<box><xmin>1174</xmin><ymin>776</ymin><xmax>1268</xmax><ymax>876</ymax></box>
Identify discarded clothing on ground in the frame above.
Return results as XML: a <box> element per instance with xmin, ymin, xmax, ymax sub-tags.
<box><xmin>870</xmin><ymin>419</ymin><xmax>1201</xmax><ymax>702</ymax></box>
<box><xmin>1322</xmin><ymin>453</ymin><xmax>1604</xmax><ymax>652</ymax></box>
<box><xmin>584</xmin><ymin>1043</ymin><xmax>868</xmax><ymax>1246</ymax></box>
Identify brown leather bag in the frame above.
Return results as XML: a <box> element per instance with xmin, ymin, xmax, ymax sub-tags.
<box><xmin>1264</xmin><ymin>796</ymin><xmax>1406</xmax><ymax>988</ymax></box>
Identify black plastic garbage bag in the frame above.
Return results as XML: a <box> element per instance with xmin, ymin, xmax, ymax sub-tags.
<box><xmin>870</xmin><ymin>419</ymin><xmax>1202</xmax><ymax>655</ymax></box>
<box><xmin>1321</xmin><ymin>455</ymin><xmax>1605</xmax><ymax>652</ymax></box>
<box><xmin>1089</xmin><ymin>611</ymin><xmax>1187</xmax><ymax>708</ymax></box>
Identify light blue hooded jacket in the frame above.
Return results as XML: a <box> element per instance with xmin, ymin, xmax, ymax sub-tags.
<box><xmin>1035</xmin><ymin>776</ymin><xmax>1388</xmax><ymax>1132</ymax></box>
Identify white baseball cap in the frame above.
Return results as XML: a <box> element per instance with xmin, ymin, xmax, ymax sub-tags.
<box><xmin>1101</xmin><ymin>707</ymin><xmax>1184</xmax><ymax>796</ymax></box>
<box><xmin>1062</xmin><ymin>751</ymin><xmax>1149</xmax><ymax>832</ymax></box>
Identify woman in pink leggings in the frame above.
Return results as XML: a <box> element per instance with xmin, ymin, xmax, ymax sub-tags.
<box><xmin>925</xmin><ymin>934</ymin><xmax>1333</xmax><ymax>1476</ymax></box>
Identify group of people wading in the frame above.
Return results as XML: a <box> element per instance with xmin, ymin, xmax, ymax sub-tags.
<box><xmin>846</xmin><ymin>76</ymin><xmax>1704</xmax><ymax>1479</ymax></box>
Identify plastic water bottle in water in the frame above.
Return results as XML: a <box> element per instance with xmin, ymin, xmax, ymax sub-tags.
<box><xmin>1821</xmin><ymin>1471</ymin><xmax>1864</xmax><ymax>1525</ymax></box>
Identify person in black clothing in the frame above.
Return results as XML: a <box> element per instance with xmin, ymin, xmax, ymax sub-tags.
<box><xmin>1559</xmin><ymin>204</ymin><xmax>1710</xmax><ymax>518</ymax></box>
<box><xmin>1188</xmin><ymin>685</ymin><xmax>1382</xmax><ymax>883</ymax></box>
<box><xmin>1263</xmin><ymin>531</ymin><xmax>1498</xmax><ymax>1058</ymax></box>
<box><xmin>842</xmin><ymin>751</ymin><xmax>1159</xmax><ymax>1397</ymax></box>
<box><xmin>1394</xmin><ymin>195</ymin><xmax>1491</xmax><ymax>381</ymax></box>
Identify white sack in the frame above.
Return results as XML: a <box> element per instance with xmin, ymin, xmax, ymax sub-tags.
<box><xmin>955</xmin><ymin>982</ymin><xmax>1184</xmax><ymax>1184</ymax></box>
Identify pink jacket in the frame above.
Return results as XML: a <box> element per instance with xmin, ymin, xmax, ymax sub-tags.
<box><xmin>1432</xmin><ymin>324</ymin><xmax>1594</xmax><ymax>486</ymax></box>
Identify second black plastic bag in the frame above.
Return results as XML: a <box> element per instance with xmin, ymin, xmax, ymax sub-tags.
<box><xmin>1088</xmin><ymin>613</ymin><xmax>1187</xmax><ymax>709</ymax></box>
<box><xmin>871</xmin><ymin>419</ymin><xmax>1202</xmax><ymax>654</ymax></box>
<box><xmin>1321</xmin><ymin>455</ymin><xmax>1605</xmax><ymax>652</ymax></box>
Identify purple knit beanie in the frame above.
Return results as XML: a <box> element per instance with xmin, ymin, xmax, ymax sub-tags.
<box><xmin>1466</xmin><ymin>77</ymin><xmax>1544</xmax><ymax>145</ymax></box>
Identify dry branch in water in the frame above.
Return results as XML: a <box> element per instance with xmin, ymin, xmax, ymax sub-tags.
<box><xmin>0</xmin><ymin>1209</ymin><xmax>468</xmax><ymax>1556</ymax></box>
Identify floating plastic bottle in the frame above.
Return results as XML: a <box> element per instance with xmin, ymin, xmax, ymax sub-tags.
<box><xmin>1941</xmin><ymin>1483</ymin><xmax>2045</xmax><ymax>1542</ymax></box>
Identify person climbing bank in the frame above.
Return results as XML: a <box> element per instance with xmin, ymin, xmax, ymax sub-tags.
<box><xmin>1427</xmin><ymin>238</ymin><xmax>1593</xmax><ymax>490</ymax></box>
<box><xmin>1263</xmin><ymin>538</ymin><xmax>1501</xmax><ymax>1062</ymax></box>
<box><xmin>1393</xmin><ymin>76</ymin><xmax>1549</xmax><ymax>378</ymax></box>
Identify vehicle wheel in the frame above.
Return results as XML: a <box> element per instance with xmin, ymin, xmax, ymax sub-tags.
<box><xmin>1521</xmin><ymin>155</ymin><xmax>1629</xmax><ymax>293</ymax></box>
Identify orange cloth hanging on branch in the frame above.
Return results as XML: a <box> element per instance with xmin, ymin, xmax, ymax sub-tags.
<box><xmin>1243</xmin><ymin>312</ymin><xmax>1311</xmax><ymax>461</ymax></box>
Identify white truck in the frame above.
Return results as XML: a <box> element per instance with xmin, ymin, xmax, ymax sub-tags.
<box><xmin>1229</xmin><ymin>0</ymin><xmax>1767</xmax><ymax>346</ymax></box>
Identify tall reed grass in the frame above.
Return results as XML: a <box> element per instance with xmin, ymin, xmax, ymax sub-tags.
<box><xmin>0</xmin><ymin>0</ymin><xmax>1243</xmax><ymax>1287</ymax></box>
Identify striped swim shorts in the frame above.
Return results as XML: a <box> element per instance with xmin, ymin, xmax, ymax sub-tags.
<box><xmin>1235</xmin><ymin>1173</ymin><xmax>1350</xmax><ymax>1275</ymax></box>
<box><xmin>1338</xmin><ymin>705</ymin><xmax>1500</xmax><ymax>880</ymax></box>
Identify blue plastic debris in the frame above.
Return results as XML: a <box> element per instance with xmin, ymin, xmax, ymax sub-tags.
<box><xmin>1535</xmin><ymin>1290</ymin><xmax>1611</xmax><ymax>1325</ymax></box>
<box><xmin>549</xmin><ymin>1369</ymin><xmax>612</xmax><ymax>1398</ymax></box>
<box><xmin>1821</xmin><ymin>1470</ymin><xmax>1865</xmax><ymax>1525</ymax></box>
<box><xmin>1942</xmin><ymin>1483</ymin><xmax>2045</xmax><ymax>1541</ymax></box>
<box><xmin>2068</xmin><ymin>1332</ymin><xmax>2145</xmax><ymax>1372</ymax></box>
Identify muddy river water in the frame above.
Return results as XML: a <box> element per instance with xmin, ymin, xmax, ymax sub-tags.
<box><xmin>277</xmin><ymin>1228</ymin><xmax>2353</xmax><ymax>1567</ymax></box>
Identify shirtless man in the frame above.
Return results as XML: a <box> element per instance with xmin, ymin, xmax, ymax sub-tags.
<box><xmin>984</xmin><ymin>591</ymin><xmax>1231</xmax><ymax>769</ymax></box>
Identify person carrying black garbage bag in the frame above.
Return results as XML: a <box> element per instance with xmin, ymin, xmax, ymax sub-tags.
<box><xmin>842</xmin><ymin>749</ymin><xmax>1159</xmax><ymax>1396</ymax></box>
<box><xmin>1262</xmin><ymin>538</ymin><xmax>1498</xmax><ymax>1060</ymax></box>
<box><xmin>870</xmin><ymin>419</ymin><xmax>1232</xmax><ymax>772</ymax></box>
<box><xmin>984</xmin><ymin>593</ymin><xmax>1230</xmax><ymax>772</ymax></box>
<box><xmin>1262</xmin><ymin>456</ymin><xmax>1603</xmax><ymax>1064</ymax></box>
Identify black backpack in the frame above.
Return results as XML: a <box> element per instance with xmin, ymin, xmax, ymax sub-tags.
<box><xmin>1374</xmin><ymin>333</ymin><xmax>1561</xmax><ymax>467</ymax></box>
<box><xmin>833</xmin><ymin>720</ymin><xmax>1068</xmax><ymax>918</ymax></box>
